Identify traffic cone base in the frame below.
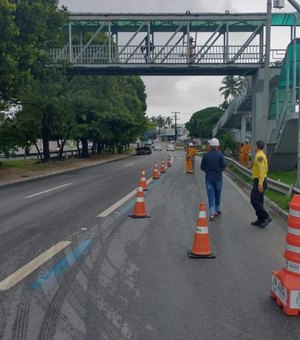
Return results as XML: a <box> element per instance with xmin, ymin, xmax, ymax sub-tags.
<box><xmin>129</xmin><ymin>214</ymin><xmax>150</xmax><ymax>219</ymax></box>
<box><xmin>271</xmin><ymin>270</ymin><xmax>300</xmax><ymax>316</ymax></box>
<box><xmin>187</xmin><ymin>250</ymin><xmax>216</xmax><ymax>259</ymax></box>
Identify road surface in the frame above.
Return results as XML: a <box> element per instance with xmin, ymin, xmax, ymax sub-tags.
<box><xmin>0</xmin><ymin>149</ymin><xmax>297</xmax><ymax>340</ymax></box>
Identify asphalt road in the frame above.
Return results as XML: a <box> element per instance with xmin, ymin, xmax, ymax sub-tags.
<box><xmin>0</xmin><ymin>149</ymin><xmax>298</xmax><ymax>340</ymax></box>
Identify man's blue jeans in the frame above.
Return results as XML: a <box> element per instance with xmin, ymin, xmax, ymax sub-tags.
<box><xmin>205</xmin><ymin>179</ymin><xmax>222</xmax><ymax>215</ymax></box>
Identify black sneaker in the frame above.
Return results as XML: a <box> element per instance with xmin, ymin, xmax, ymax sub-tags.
<box><xmin>259</xmin><ymin>217</ymin><xmax>272</xmax><ymax>228</ymax></box>
<box><xmin>210</xmin><ymin>215</ymin><xmax>215</xmax><ymax>221</ymax></box>
<box><xmin>251</xmin><ymin>220</ymin><xmax>261</xmax><ymax>226</ymax></box>
<box><xmin>215</xmin><ymin>211</ymin><xmax>221</xmax><ymax>216</ymax></box>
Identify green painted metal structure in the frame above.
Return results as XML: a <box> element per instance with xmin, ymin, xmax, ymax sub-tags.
<box><xmin>48</xmin><ymin>12</ymin><xmax>300</xmax><ymax>76</ymax></box>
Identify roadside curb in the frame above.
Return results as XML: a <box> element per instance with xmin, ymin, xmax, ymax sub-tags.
<box><xmin>0</xmin><ymin>154</ymin><xmax>132</xmax><ymax>189</ymax></box>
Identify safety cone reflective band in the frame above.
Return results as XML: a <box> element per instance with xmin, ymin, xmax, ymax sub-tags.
<box><xmin>187</xmin><ymin>202</ymin><xmax>216</xmax><ymax>259</ymax></box>
<box><xmin>160</xmin><ymin>160</ymin><xmax>166</xmax><ymax>173</ymax></box>
<box><xmin>129</xmin><ymin>187</ymin><xmax>150</xmax><ymax>219</ymax></box>
<box><xmin>167</xmin><ymin>156</ymin><xmax>172</xmax><ymax>168</ymax></box>
<box><xmin>152</xmin><ymin>162</ymin><xmax>160</xmax><ymax>180</ymax></box>
<box><xmin>138</xmin><ymin>169</ymin><xmax>148</xmax><ymax>191</ymax></box>
<box><xmin>271</xmin><ymin>195</ymin><xmax>300</xmax><ymax>315</ymax></box>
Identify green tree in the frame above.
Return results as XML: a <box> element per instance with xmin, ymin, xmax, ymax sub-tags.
<box><xmin>0</xmin><ymin>1</ymin><xmax>67</xmax><ymax>104</ymax></box>
<box><xmin>219</xmin><ymin>130</ymin><xmax>237</xmax><ymax>155</ymax></box>
<box><xmin>185</xmin><ymin>107</ymin><xmax>223</xmax><ymax>139</ymax></box>
<box><xmin>0</xmin><ymin>0</ymin><xmax>18</xmax><ymax>104</ymax></box>
<box><xmin>165</xmin><ymin>116</ymin><xmax>173</xmax><ymax>127</ymax></box>
<box><xmin>219</xmin><ymin>76</ymin><xmax>246</xmax><ymax>102</ymax></box>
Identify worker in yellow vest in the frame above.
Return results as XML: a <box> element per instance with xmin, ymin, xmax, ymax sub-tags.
<box><xmin>239</xmin><ymin>142</ymin><xmax>245</xmax><ymax>165</ymax></box>
<box><xmin>243</xmin><ymin>139</ymin><xmax>251</xmax><ymax>167</ymax></box>
<box><xmin>185</xmin><ymin>143</ymin><xmax>197</xmax><ymax>173</ymax></box>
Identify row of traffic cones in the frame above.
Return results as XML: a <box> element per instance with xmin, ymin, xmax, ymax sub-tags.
<box><xmin>130</xmin><ymin>157</ymin><xmax>172</xmax><ymax>218</ymax></box>
<box><xmin>131</xmin><ymin>163</ymin><xmax>215</xmax><ymax>260</ymax></box>
<box><xmin>152</xmin><ymin>157</ymin><xmax>172</xmax><ymax>180</ymax></box>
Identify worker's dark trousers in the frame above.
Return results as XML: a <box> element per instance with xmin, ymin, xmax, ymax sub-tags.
<box><xmin>250</xmin><ymin>178</ymin><xmax>269</xmax><ymax>222</ymax></box>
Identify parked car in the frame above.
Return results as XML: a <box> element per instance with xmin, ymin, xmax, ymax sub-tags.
<box><xmin>167</xmin><ymin>144</ymin><xmax>175</xmax><ymax>151</ymax></box>
<box><xmin>153</xmin><ymin>144</ymin><xmax>162</xmax><ymax>151</ymax></box>
<box><xmin>136</xmin><ymin>146</ymin><xmax>152</xmax><ymax>155</ymax></box>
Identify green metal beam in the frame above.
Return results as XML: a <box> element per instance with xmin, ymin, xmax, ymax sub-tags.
<box><xmin>66</xmin><ymin>12</ymin><xmax>300</xmax><ymax>34</ymax></box>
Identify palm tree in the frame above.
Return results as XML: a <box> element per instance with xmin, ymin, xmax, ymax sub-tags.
<box><xmin>165</xmin><ymin>116</ymin><xmax>173</xmax><ymax>128</ymax></box>
<box><xmin>155</xmin><ymin>115</ymin><xmax>165</xmax><ymax>137</ymax></box>
<box><xmin>219</xmin><ymin>76</ymin><xmax>246</xmax><ymax>102</ymax></box>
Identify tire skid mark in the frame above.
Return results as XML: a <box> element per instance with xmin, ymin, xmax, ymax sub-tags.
<box><xmin>37</xmin><ymin>239</ymin><xmax>90</xmax><ymax>340</ymax></box>
<box><xmin>12</xmin><ymin>287</ymin><xmax>33</xmax><ymax>340</ymax></box>
<box><xmin>33</xmin><ymin>285</ymin><xmax>85</xmax><ymax>340</ymax></box>
<box><xmin>85</xmin><ymin>220</ymin><xmax>132</xmax><ymax>339</ymax></box>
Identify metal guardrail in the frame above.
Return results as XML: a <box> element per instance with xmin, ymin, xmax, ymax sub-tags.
<box><xmin>0</xmin><ymin>149</ymin><xmax>81</xmax><ymax>160</ymax></box>
<box><xmin>225</xmin><ymin>157</ymin><xmax>300</xmax><ymax>195</ymax></box>
<box><xmin>49</xmin><ymin>45</ymin><xmax>283</xmax><ymax>65</ymax></box>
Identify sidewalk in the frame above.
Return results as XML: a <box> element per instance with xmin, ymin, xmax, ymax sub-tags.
<box><xmin>0</xmin><ymin>153</ymin><xmax>131</xmax><ymax>187</ymax></box>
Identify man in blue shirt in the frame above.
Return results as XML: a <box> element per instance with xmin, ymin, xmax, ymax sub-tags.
<box><xmin>201</xmin><ymin>138</ymin><xmax>226</xmax><ymax>221</ymax></box>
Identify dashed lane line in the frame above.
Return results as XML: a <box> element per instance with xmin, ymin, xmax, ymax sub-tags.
<box><xmin>97</xmin><ymin>177</ymin><xmax>153</xmax><ymax>218</ymax></box>
<box><xmin>25</xmin><ymin>183</ymin><xmax>72</xmax><ymax>198</ymax></box>
<box><xmin>124</xmin><ymin>163</ymin><xmax>135</xmax><ymax>168</ymax></box>
<box><xmin>0</xmin><ymin>241</ymin><xmax>71</xmax><ymax>291</ymax></box>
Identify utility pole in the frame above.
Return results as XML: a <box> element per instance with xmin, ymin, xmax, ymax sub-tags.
<box><xmin>261</xmin><ymin>0</ymin><xmax>272</xmax><ymax>146</ymax></box>
<box><xmin>172</xmin><ymin>112</ymin><xmax>180</xmax><ymax>141</ymax></box>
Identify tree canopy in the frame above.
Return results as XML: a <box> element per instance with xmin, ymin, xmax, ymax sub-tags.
<box><xmin>0</xmin><ymin>2</ymin><xmax>149</xmax><ymax>160</ymax></box>
<box><xmin>0</xmin><ymin>0</ymin><xmax>67</xmax><ymax>104</ymax></box>
<box><xmin>185</xmin><ymin>107</ymin><xmax>224</xmax><ymax>139</ymax></box>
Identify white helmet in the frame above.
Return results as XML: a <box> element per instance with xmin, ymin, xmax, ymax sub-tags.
<box><xmin>189</xmin><ymin>142</ymin><xmax>193</xmax><ymax>146</ymax></box>
<box><xmin>245</xmin><ymin>139</ymin><xmax>249</xmax><ymax>142</ymax></box>
<box><xmin>209</xmin><ymin>138</ymin><xmax>220</xmax><ymax>147</ymax></box>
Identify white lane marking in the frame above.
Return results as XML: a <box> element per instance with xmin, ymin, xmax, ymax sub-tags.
<box><xmin>124</xmin><ymin>163</ymin><xmax>135</xmax><ymax>168</ymax></box>
<box><xmin>25</xmin><ymin>183</ymin><xmax>72</xmax><ymax>198</ymax></box>
<box><xmin>0</xmin><ymin>241</ymin><xmax>71</xmax><ymax>291</ymax></box>
<box><xmin>97</xmin><ymin>177</ymin><xmax>153</xmax><ymax>218</ymax></box>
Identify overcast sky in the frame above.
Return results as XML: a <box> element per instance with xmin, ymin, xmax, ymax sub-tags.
<box><xmin>58</xmin><ymin>0</ymin><xmax>296</xmax><ymax>123</ymax></box>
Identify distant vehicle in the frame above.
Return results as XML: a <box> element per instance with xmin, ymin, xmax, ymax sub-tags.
<box><xmin>153</xmin><ymin>144</ymin><xmax>162</xmax><ymax>151</ymax></box>
<box><xmin>167</xmin><ymin>144</ymin><xmax>175</xmax><ymax>151</ymax></box>
<box><xmin>153</xmin><ymin>138</ymin><xmax>160</xmax><ymax>142</ymax></box>
<box><xmin>135</xmin><ymin>146</ymin><xmax>152</xmax><ymax>155</ymax></box>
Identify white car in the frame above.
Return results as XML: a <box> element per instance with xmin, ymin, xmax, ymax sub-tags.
<box><xmin>153</xmin><ymin>144</ymin><xmax>162</xmax><ymax>151</ymax></box>
<box><xmin>167</xmin><ymin>144</ymin><xmax>175</xmax><ymax>151</ymax></box>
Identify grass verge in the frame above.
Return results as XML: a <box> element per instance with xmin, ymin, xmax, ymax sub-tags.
<box><xmin>227</xmin><ymin>163</ymin><xmax>290</xmax><ymax>213</ymax></box>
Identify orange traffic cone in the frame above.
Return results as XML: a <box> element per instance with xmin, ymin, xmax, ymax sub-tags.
<box><xmin>160</xmin><ymin>160</ymin><xmax>166</xmax><ymax>173</ymax></box>
<box><xmin>187</xmin><ymin>202</ymin><xmax>215</xmax><ymax>259</ymax></box>
<box><xmin>167</xmin><ymin>156</ymin><xmax>172</xmax><ymax>168</ymax></box>
<box><xmin>129</xmin><ymin>187</ymin><xmax>150</xmax><ymax>218</ymax></box>
<box><xmin>271</xmin><ymin>194</ymin><xmax>300</xmax><ymax>315</ymax></box>
<box><xmin>152</xmin><ymin>162</ymin><xmax>160</xmax><ymax>180</ymax></box>
<box><xmin>138</xmin><ymin>169</ymin><xmax>148</xmax><ymax>191</ymax></box>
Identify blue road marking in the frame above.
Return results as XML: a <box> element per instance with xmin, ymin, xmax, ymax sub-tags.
<box><xmin>31</xmin><ymin>239</ymin><xmax>92</xmax><ymax>289</ymax></box>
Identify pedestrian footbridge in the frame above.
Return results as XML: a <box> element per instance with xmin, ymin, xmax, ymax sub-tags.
<box><xmin>48</xmin><ymin>12</ymin><xmax>294</xmax><ymax>76</ymax></box>
<box><xmin>48</xmin><ymin>11</ymin><xmax>300</xmax><ymax>170</ymax></box>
